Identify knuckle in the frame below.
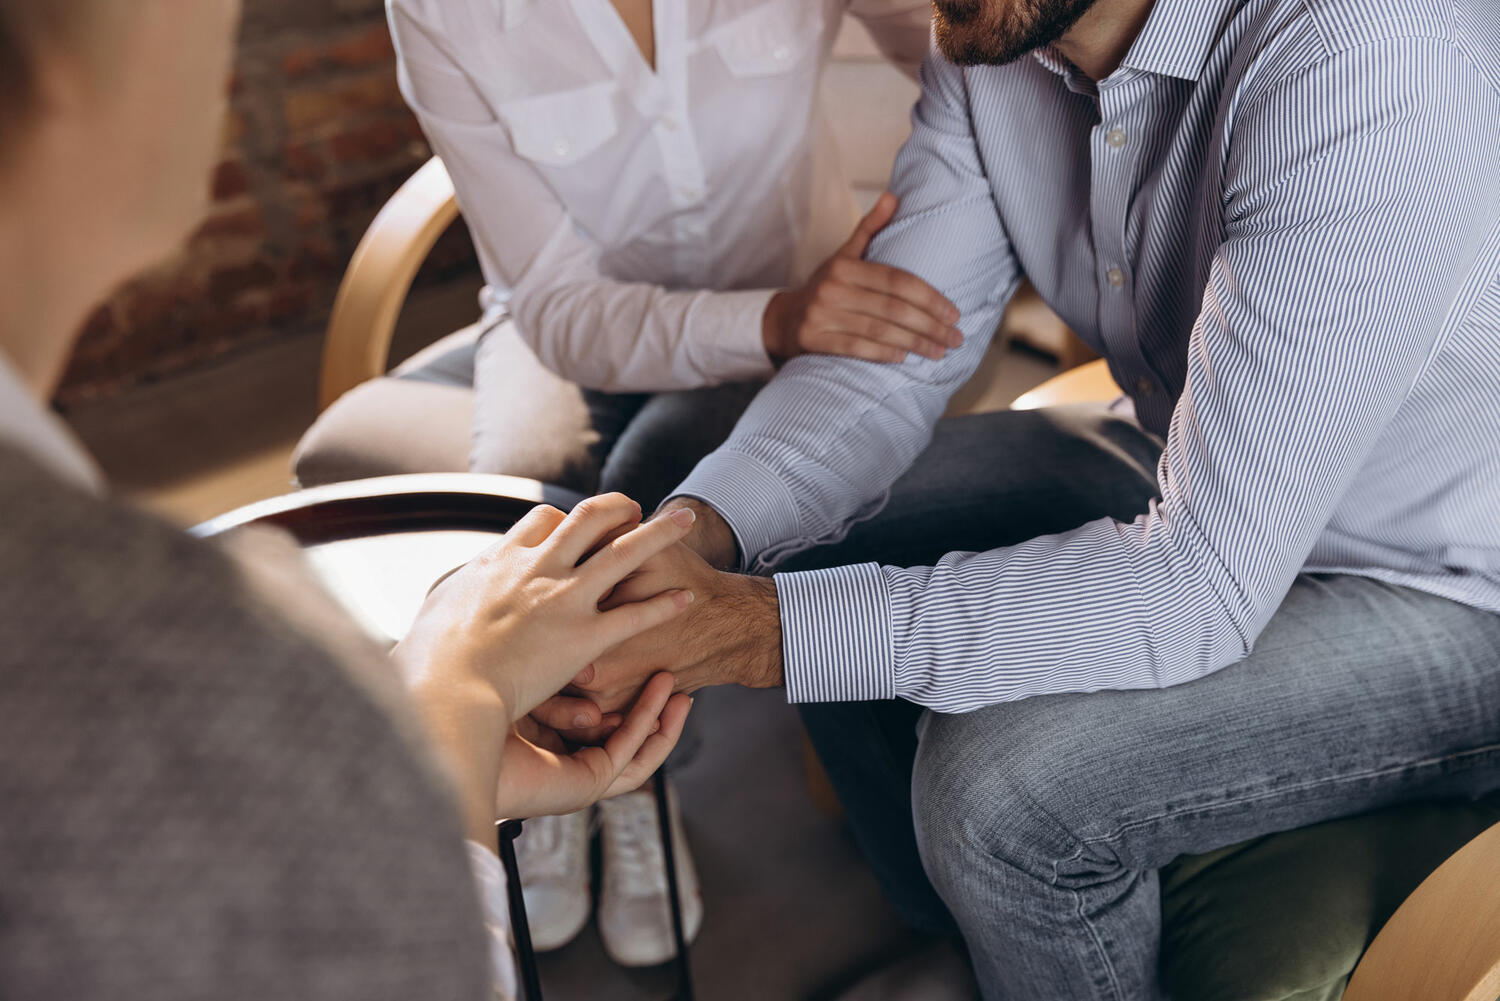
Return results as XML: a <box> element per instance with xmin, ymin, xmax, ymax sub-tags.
<box><xmin>571</xmin><ymin>496</ymin><xmax>603</xmax><ymax>517</ymax></box>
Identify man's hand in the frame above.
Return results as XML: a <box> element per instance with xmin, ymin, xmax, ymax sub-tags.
<box><xmin>657</xmin><ymin>497</ymin><xmax>737</xmax><ymax>569</ymax></box>
<box><xmin>534</xmin><ymin>540</ymin><xmax>785</xmax><ymax>728</ymax></box>
<box><xmin>761</xmin><ymin>192</ymin><xmax>962</xmax><ymax>366</ymax></box>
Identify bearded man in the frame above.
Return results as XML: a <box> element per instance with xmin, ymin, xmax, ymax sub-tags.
<box><xmin>543</xmin><ymin>0</ymin><xmax>1500</xmax><ymax>996</ymax></box>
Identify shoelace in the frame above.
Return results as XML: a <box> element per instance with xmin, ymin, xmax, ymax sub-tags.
<box><xmin>604</xmin><ymin>797</ymin><xmax>668</xmax><ymax>898</ymax></box>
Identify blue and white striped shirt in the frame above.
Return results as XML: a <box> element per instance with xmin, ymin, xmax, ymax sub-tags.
<box><xmin>675</xmin><ymin>0</ymin><xmax>1500</xmax><ymax>713</ymax></box>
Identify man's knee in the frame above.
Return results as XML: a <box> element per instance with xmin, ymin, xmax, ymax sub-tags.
<box><xmin>912</xmin><ymin>703</ymin><xmax>1126</xmax><ymax>892</ymax></box>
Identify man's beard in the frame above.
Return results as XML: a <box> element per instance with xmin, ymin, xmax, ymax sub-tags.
<box><xmin>932</xmin><ymin>0</ymin><xmax>1098</xmax><ymax>66</ymax></box>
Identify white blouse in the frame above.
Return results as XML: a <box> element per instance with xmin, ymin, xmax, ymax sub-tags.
<box><xmin>387</xmin><ymin>0</ymin><xmax>932</xmax><ymax>392</ymax></box>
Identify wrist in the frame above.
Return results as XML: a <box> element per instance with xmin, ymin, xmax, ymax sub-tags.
<box><xmin>718</xmin><ymin>574</ymin><xmax>784</xmax><ymax>690</ymax></box>
<box><xmin>659</xmin><ymin>497</ymin><xmax>738</xmax><ymax>570</ymax></box>
<box><xmin>761</xmin><ymin>290</ymin><xmax>793</xmax><ymax>363</ymax></box>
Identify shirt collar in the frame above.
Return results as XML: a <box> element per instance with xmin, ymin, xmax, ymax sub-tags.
<box><xmin>493</xmin><ymin>0</ymin><xmax>534</xmax><ymax>30</ymax></box>
<box><xmin>1119</xmin><ymin>0</ymin><xmax>1243</xmax><ymax>82</ymax></box>
<box><xmin>0</xmin><ymin>351</ymin><xmax>104</xmax><ymax>494</ymax></box>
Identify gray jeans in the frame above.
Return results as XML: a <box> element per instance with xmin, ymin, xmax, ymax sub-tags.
<box><xmin>470</xmin><ymin>320</ymin><xmax>762</xmax><ymax>509</ymax></box>
<box><xmin>785</xmin><ymin>406</ymin><xmax>1500</xmax><ymax>1001</ymax></box>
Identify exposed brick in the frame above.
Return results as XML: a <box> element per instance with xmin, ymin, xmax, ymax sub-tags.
<box><xmin>208</xmin><ymin>259</ymin><xmax>279</xmax><ymax>302</ymax></box>
<box><xmin>212</xmin><ymin>159</ymin><xmax>252</xmax><ymax>201</ymax></box>
<box><xmin>284</xmin><ymin>71</ymin><xmax>404</xmax><ymax>134</ymax></box>
<box><xmin>327</xmin><ymin>115</ymin><xmax>425</xmax><ymax>164</ymax></box>
<box><xmin>59</xmin><ymin>0</ymin><xmax>480</xmax><ymax>403</ymax></box>
<box><xmin>283</xmin><ymin>22</ymin><xmax>395</xmax><ymax>78</ymax></box>
<box><xmin>282</xmin><ymin>140</ymin><xmax>328</xmax><ymax>182</ymax></box>
<box><xmin>194</xmin><ymin>201</ymin><xmax>267</xmax><ymax>242</ymax></box>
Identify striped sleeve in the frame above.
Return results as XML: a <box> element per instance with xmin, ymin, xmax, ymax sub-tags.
<box><xmin>673</xmin><ymin>48</ymin><xmax>1021</xmax><ymax>571</ymax></box>
<box><xmin>774</xmin><ymin>34</ymin><xmax>1496</xmax><ymax>711</ymax></box>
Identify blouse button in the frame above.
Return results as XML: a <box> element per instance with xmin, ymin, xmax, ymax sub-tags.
<box><xmin>772</xmin><ymin>45</ymin><xmax>791</xmax><ymax>62</ymax></box>
<box><xmin>552</xmin><ymin>138</ymin><xmax>571</xmax><ymax>157</ymax></box>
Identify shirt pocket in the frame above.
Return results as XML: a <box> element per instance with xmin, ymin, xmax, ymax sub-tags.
<box><xmin>706</xmin><ymin>0</ymin><xmax>819</xmax><ymax>78</ymax></box>
<box><xmin>495</xmin><ymin>81</ymin><xmax>620</xmax><ymax>168</ymax></box>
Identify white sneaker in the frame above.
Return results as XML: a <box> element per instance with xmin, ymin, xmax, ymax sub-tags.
<box><xmin>596</xmin><ymin>783</ymin><xmax>704</xmax><ymax>967</ymax></box>
<box><xmin>513</xmin><ymin>810</ymin><xmax>591</xmax><ymax>951</ymax></box>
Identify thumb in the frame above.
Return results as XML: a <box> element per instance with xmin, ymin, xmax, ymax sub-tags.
<box><xmin>838</xmin><ymin>192</ymin><xmax>897</xmax><ymax>259</ymax></box>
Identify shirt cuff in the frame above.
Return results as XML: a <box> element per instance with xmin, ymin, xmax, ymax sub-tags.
<box><xmin>683</xmin><ymin>288</ymin><xmax>777</xmax><ymax>384</ymax></box>
<box><xmin>464</xmin><ymin>840</ymin><xmax>520</xmax><ymax>1000</ymax></box>
<box><xmin>673</xmin><ymin>449</ymin><xmax>804</xmax><ymax>571</ymax></box>
<box><xmin>773</xmin><ymin>563</ymin><xmax>896</xmax><ymax>703</ymax></box>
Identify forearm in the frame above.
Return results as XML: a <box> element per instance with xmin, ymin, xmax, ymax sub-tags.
<box><xmin>408</xmin><ymin>679</ymin><xmax>508</xmax><ymax>848</ymax></box>
<box><xmin>512</xmin><ymin>269</ymin><xmax>776</xmax><ymax>392</ymax></box>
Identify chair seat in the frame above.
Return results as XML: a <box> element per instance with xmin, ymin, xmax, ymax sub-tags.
<box><xmin>293</xmin><ymin>326</ymin><xmax>478</xmax><ymax>487</ymax></box>
<box><xmin>1161</xmin><ymin>793</ymin><xmax>1500</xmax><ymax>1000</ymax></box>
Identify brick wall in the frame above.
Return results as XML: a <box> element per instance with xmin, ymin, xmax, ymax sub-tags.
<box><xmin>58</xmin><ymin>0</ymin><xmax>478</xmax><ymax>404</ymax></box>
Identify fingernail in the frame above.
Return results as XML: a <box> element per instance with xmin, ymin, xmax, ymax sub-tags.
<box><xmin>651</xmin><ymin>721</ymin><xmax>662</xmax><ymax>734</ymax></box>
<box><xmin>573</xmin><ymin>713</ymin><xmax>593</xmax><ymax>728</ymax></box>
<box><xmin>947</xmin><ymin>306</ymin><xmax>961</xmax><ymax>322</ymax></box>
<box><xmin>678</xmin><ymin>590</ymin><xmax>695</xmax><ymax>606</ymax></box>
<box><xmin>669</xmin><ymin>507</ymin><xmax>696</xmax><ymax>528</ymax></box>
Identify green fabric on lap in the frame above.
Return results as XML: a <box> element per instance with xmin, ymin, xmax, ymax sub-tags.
<box><xmin>1159</xmin><ymin>795</ymin><xmax>1500</xmax><ymax>1001</ymax></box>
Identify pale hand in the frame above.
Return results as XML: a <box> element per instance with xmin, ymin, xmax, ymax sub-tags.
<box><xmin>394</xmin><ymin>493</ymin><xmax>699</xmax><ymax>721</ymax></box>
<box><xmin>392</xmin><ymin>494</ymin><xmax>700</xmax><ymax>840</ymax></box>
<box><xmin>762</xmin><ymin>192</ymin><xmax>962</xmax><ymax>366</ymax></box>
<box><xmin>495</xmin><ymin>672</ymin><xmax>691</xmax><ymax>819</ymax></box>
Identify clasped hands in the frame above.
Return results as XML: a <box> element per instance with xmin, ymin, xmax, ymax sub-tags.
<box><xmin>391</xmin><ymin>491</ymin><xmax>782</xmax><ymax>845</ymax></box>
<box><xmin>532</xmin><ymin>497</ymin><xmax>786</xmax><ymax>747</ymax></box>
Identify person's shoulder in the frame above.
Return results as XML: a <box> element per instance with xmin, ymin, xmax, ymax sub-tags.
<box><xmin>1254</xmin><ymin>0</ymin><xmax>1470</xmax><ymax>63</ymax></box>
<box><xmin>0</xmin><ymin>446</ymin><xmax>490</xmax><ymax>1000</ymax></box>
<box><xmin>1231</xmin><ymin>0</ymin><xmax>1491</xmax><ymax>108</ymax></box>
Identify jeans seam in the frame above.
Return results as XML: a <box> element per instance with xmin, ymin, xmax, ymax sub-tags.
<box><xmin>1078</xmin><ymin>740</ymin><xmax>1500</xmax><ymax>854</ymax></box>
<box><xmin>1072</xmin><ymin>883</ymin><xmax>1129</xmax><ymax>1001</ymax></box>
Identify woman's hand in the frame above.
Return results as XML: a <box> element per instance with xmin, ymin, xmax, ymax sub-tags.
<box><xmin>394</xmin><ymin>493</ymin><xmax>699</xmax><ymax>723</ymax></box>
<box><xmin>762</xmin><ymin>192</ymin><xmax>963</xmax><ymax>366</ymax></box>
<box><xmin>495</xmin><ymin>672</ymin><xmax>691</xmax><ymax>819</ymax></box>
<box><xmin>391</xmin><ymin>494</ymin><xmax>698</xmax><ymax>841</ymax></box>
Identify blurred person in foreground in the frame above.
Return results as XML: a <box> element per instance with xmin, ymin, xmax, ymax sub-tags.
<box><xmin>0</xmin><ymin>2</ymin><xmax>696</xmax><ymax>998</ymax></box>
<box><xmin>378</xmin><ymin>0</ymin><xmax>947</xmax><ymax>960</ymax></box>
<box><xmin>550</xmin><ymin>0</ymin><xmax>1500</xmax><ymax>997</ymax></box>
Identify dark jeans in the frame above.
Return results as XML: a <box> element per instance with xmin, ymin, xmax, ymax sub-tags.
<box><xmin>470</xmin><ymin>319</ymin><xmax>762</xmax><ymax>510</ymax></box>
<box><xmin>783</xmin><ymin>406</ymin><xmax>1500</xmax><ymax>1000</ymax></box>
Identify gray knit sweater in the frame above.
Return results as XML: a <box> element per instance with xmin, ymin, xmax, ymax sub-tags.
<box><xmin>0</xmin><ymin>448</ymin><xmax>490</xmax><ymax>1000</ymax></box>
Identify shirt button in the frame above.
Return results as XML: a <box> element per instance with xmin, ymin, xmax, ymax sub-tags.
<box><xmin>1105</xmin><ymin>128</ymin><xmax>1128</xmax><ymax>149</ymax></box>
<box><xmin>552</xmin><ymin>137</ymin><xmax>571</xmax><ymax>157</ymax></box>
<box><xmin>1106</xmin><ymin>267</ymin><xmax>1126</xmax><ymax>288</ymax></box>
<box><xmin>1135</xmin><ymin>376</ymin><xmax>1156</xmax><ymax>398</ymax></box>
<box><xmin>772</xmin><ymin>45</ymin><xmax>791</xmax><ymax>62</ymax></box>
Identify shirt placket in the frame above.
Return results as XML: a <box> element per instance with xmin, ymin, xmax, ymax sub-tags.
<box><xmin>652</xmin><ymin>0</ymin><xmax>710</xmax><ymax>284</ymax></box>
<box><xmin>1091</xmin><ymin>73</ymin><xmax>1163</xmax><ymax>412</ymax></box>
